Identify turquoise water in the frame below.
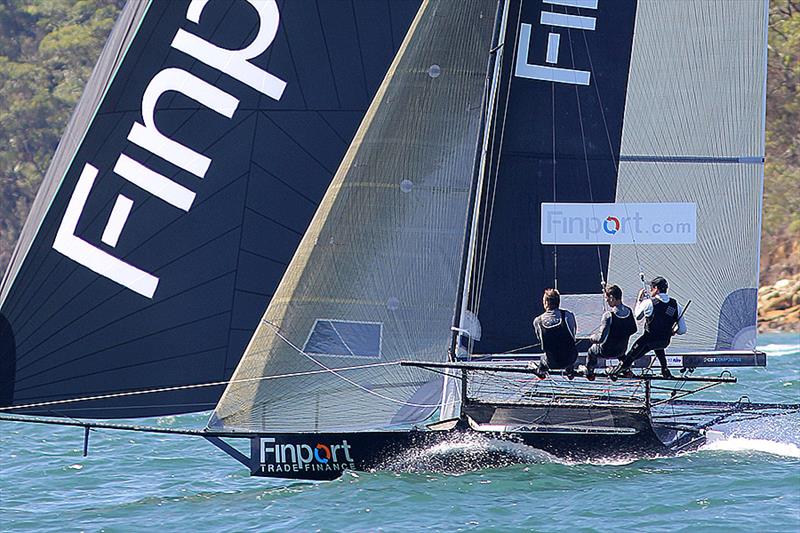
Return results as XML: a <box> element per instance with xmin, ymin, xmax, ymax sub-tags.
<box><xmin>2</xmin><ymin>333</ymin><xmax>799</xmax><ymax>532</ymax></box>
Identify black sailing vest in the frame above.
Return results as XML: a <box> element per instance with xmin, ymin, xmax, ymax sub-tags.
<box><xmin>600</xmin><ymin>306</ymin><xmax>638</xmax><ymax>356</ymax></box>
<box><xmin>645</xmin><ymin>297</ymin><xmax>679</xmax><ymax>340</ymax></box>
<box><xmin>541</xmin><ymin>310</ymin><xmax>579</xmax><ymax>367</ymax></box>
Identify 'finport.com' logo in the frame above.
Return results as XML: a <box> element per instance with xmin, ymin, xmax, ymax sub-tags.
<box><xmin>540</xmin><ymin>203</ymin><xmax>697</xmax><ymax>245</ymax></box>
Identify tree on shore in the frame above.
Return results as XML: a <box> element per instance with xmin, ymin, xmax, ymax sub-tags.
<box><xmin>763</xmin><ymin>0</ymin><xmax>800</xmax><ymax>282</ymax></box>
<box><xmin>0</xmin><ymin>0</ymin><xmax>124</xmax><ymax>269</ymax></box>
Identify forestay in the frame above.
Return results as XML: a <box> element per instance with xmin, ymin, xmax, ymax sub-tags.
<box><xmin>211</xmin><ymin>0</ymin><xmax>499</xmax><ymax>433</ymax></box>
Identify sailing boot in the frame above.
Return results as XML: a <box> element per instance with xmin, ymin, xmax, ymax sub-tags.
<box><xmin>584</xmin><ymin>365</ymin><xmax>596</xmax><ymax>381</ymax></box>
<box><xmin>609</xmin><ymin>363</ymin><xmax>634</xmax><ymax>380</ymax></box>
<box><xmin>661</xmin><ymin>367</ymin><xmax>673</xmax><ymax>379</ymax></box>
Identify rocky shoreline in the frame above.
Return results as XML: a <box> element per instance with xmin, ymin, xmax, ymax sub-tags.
<box><xmin>758</xmin><ymin>273</ymin><xmax>800</xmax><ymax>333</ymax></box>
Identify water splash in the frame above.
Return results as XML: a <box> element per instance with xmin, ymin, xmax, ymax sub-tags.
<box><xmin>701</xmin><ymin>436</ymin><xmax>800</xmax><ymax>458</ymax></box>
<box><xmin>758</xmin><ymin>343</ymin><xmax>800</xmax><ymax>357</ymax></box>
<box><xmin>377</xmin><ymin>433</ymin><xmax>559</xmax><ymax>474</ymax></box>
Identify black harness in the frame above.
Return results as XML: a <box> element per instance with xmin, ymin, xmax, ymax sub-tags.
<box><xmin>540</xmin><ymin>310</ymin><xmax>578</xmax><ymax>368</ymax></box>
<box><xmin>645</xmin><ymin>297</ymin><xmax>679</xmax><ymax>340</ymax></box>
<box><xmin>600</xmin><ymin>306</ymin><xmax>637</xmax><ymax>355</ymax></box>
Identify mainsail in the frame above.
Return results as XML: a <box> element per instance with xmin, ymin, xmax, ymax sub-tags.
<box><xmin>465</xmin><ymin>0</ymin><xmax>767</xmax><ymax>354</ymax></box>
<box><xmin>211</xmin><ymin>0</ymin><xmax>499</xmax><ymax>433</ymax></box>
<box><xmin>0</xmin><ymin>0</ymin><xmax>422</xmax><ymax>417</ymax></box>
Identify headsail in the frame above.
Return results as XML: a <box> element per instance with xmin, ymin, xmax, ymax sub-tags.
<box><xmin>211</xmin><ymin>0</ymin><xmax>499</xmax><ymax>433</ymax></box>
<box><xmin>0</xmin><ymin>0</ymin><xmax>422</xmax><ymax>417</ymax></box>
<box><xmin>465</xmin><ymin>0</ymin><xmax>766</xmax><ymax>354</ymax></box>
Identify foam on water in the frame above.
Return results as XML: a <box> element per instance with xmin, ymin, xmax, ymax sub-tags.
<box><xmin>759</xmin><ymin>343</ymin><xmax>800</xmax><ymax>357</ymax></box>
<box><xmin>701</xmin><ymin>435</ymin><xmax>800</xmax><ymax>458</ymax></box>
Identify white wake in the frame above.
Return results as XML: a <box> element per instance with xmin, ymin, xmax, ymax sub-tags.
<box><xmin>701</xmin><ymin>431</ymin><xmax>800</xmax><ymax>458</ymax></box>
<box><xmin>758</xmin><ymin>343</ymin><xmax>800</xmax><ymax>357</ymax></box>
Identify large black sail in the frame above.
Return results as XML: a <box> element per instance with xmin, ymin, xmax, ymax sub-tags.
<box><xmin>469</xmin><ymin>0</ymin><xmax>637</xmax><ymax>354</ymax></box>
<box><xmin>0</xmin><ymin>0</ymin><xmax>421</xmax><ymax>417</ymax></box>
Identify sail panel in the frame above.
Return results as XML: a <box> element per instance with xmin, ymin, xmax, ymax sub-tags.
<box><xmin>212</xmin><ymin>0</ymin><xmax>499</xmax><ymax>433</ymax></box>
<box><xmin>0</xmin><ymin>0</ymin><xmax>422</xmax><ymax>418</ymax></box>
<box><xmin>608</xmin><ymin>164</ymin><xmax>762</xmax><ymax>351</ymax></box>
<box><xmin>618</xmin><ymin>0</ymin><xmax>766</xmax><ymax>159</ymax></box>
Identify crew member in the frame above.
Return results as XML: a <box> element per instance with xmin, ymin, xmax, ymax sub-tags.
<box><xmin>584</xmin><ymin>284</ymin><xmax>637</xmax><ymax>380</ymax></box>
<box><xmin>532</xmin><ymin>288</ymin><xmax>578</xmax><ymax>378</ymax></box>
<box><xmin>612</xmin><ymin>276</ymin><xmax>687</xmax><ymax>378</ymax></box>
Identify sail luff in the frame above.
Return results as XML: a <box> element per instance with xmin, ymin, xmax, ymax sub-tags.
<box><xmin>455</xmin><ymin>0</ymin><xmax>512</xmax><ymax>355</ymax></box>
<box><xmin>0</xmin><ymin>0</ymin><xmax>151</xmax><ymax>308</ymax></box>
<box><xmin>443</xmin><ymin>0</ymin><xmax>512</xmax><ymax>422</ymax></box>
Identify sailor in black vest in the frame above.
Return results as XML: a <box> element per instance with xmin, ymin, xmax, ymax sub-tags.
<box><xmin>612</xmin><ymin>277</ymin><xmax>687</xmax><ymax>378</ymax></box>
<box><xmin>584</xmin><ymin>284</ymin><xmax>637</xmax><ymax>380</ymax></box>
<box><xmin>532</xmin><ymin>288</ymin><xmax>578</xmax><ymax>379</ymax></box>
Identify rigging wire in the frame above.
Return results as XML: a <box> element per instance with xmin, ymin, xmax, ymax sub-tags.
<box><xmin>579</xmin><ymin>24</ymin><xmax>645</xmax><ymax>278</ymax></box>
<box><xmin>262</xmin><ymin>320</ymin><xmax>450</xmax><ymax>409</ymax></box>
<box><xmin>551</xmin><ymin>77</ymin><xmax>558</xmax><ymax>291</ymax></box>
<box><xmin>0</xmin><ymin>359</ymin><xmax>412</xmax><ymax>413</ymax></box>
<box><xmin>472</xmin><ymin>0</ymin><xmax>522</xmax><ymax>321</ymax></box>
<box><xmin>566</xmin><ymin>26</ymin><xmax>606</xmax><ymax>291</ymax></box>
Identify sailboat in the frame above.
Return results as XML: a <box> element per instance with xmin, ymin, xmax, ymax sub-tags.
<box><xmin>1</xmin><ymin>0</ymin><xmax>798</xmax><ymax>480</ymax></box>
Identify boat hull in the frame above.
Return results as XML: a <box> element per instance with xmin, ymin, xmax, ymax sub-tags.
<box><xmin>241</xmin><ymin>420</ymin><xmax>703</xmax><ymax>480</ymax></box>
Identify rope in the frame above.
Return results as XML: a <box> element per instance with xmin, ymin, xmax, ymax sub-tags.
<box><xmin>262</xmin><ymin>320</ymin><xmax>453</xmax><ymax>409</ymax></box>
<box><xmin>551</xmin><ymin>79</ymin><xmax>558</xmax><ymax>290</ymax></box>
<box><xmin>567</xmin><ymin>26</ymin><xmax>605</xmax><ymax>291</ymax></box>
<box><xmin>0</xmin><ymin>360</ymin><xmax>403</xmax><ymax>412</ymax></box>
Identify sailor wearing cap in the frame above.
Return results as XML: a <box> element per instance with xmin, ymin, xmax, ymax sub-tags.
<box><xmin>611</xmin><ymin>276</ymin><xmax>687</xmax><ymax>378</ymax></box>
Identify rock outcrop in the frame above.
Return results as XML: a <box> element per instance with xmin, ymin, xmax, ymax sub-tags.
<box><xmin>758</xmin><ymin>274</ymin><xmax>800</xmax><ymax>332</ymax></box>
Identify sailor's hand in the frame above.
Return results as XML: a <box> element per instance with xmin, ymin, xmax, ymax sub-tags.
<box><xmin>638</xmin><ymin>288</ymin><xmax>646</xmax><ymax>300</ymax></box>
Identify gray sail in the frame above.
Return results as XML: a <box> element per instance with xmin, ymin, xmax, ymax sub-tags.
<box><xmin>211</xmin><ymin>0</ymin><xmax>498</xmax><ymax>433</ymax></box>
<box><xmin>606</xmin><ymin>0</ymin><xmax>767</xmax><ymax>351</ymax></box>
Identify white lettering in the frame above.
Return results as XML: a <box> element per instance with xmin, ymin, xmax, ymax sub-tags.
<box><xmin>172</xmin><ymin>0</ymin><xmax>286</xmax><ymax>101</ymax></box>
<box><xmin>53</xmin><ymin>164</ymin><xmax>159</xmax><ymax>298</ymax></box>
<box><xmin>114</xmin><ymin>154</ymin><xmax>196</xmax><ymax>211</ymax></box>
<box><xmin>128</xmin><ymin>68</ymin><xmax>239</xmax><ymax>178</ymax></box>
<box><xmin>341</xmin><ymin>440</ymin><xmax>353</xmax><ymax>462</ymax></box>
<box><xmin>298</xmin><ymin>444</ymin><xmax>313</xmax><ymax>465</ymax></box>
<box><xmin>515</xmin><ymin>23</ymin><xmax>590</xmax><ymax>85</ymax></box>
<box><xmin>101</xmin><ymin>194</ymin><xmax>134</xmax><ymax>247</ymax></box>
<box><xmin>260</xmin><ymin>437</ymin><xmax>276</xmax><ymax>463</ymax></box>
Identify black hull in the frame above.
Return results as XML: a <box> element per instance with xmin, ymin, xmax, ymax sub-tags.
<box><xmin>238</xmin><ymin>420</ymin><xmax>703</xmax><ymax>481</ymax></box>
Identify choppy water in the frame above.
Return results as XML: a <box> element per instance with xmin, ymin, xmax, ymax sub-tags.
<box><xmin>2</xmin><ymin>333</ymin><xmax>799</xmax><ymax>532</ymax></box>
